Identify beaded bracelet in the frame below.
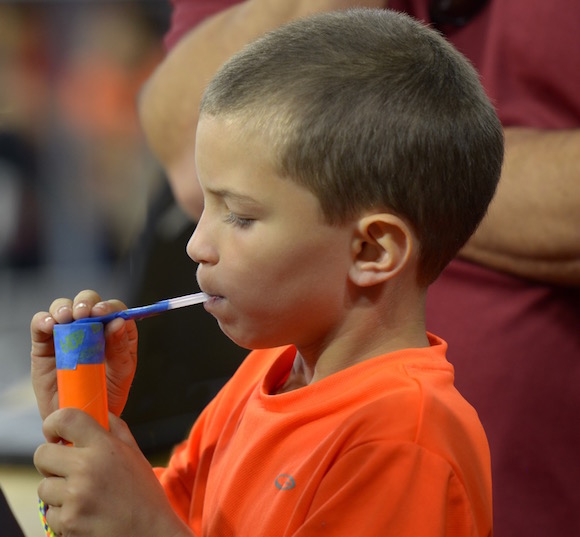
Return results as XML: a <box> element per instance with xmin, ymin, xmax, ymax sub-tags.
<box><xmin>38</xmin><ymin>499</ymin><xmax>57</xmax><ymax>537</ymax></box>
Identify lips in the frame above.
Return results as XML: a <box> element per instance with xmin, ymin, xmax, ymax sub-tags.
<box><xmin>200</xmin><ymin>290</ymin><xmax>225</xmax><ymax>306</ymax></box>
<box><xmin>197</xmin><ymin>280</ymin><xmax>221</xmax><ymax>299</ymax></box>
<box><xmin>200</xmin><ymin>288</ymin><xmax>222</xmax><ymax>299</ymax></box>
<box><xmin>197</xmin><ymin>275</ymin><xmax>224</xmax><ymax>304</ymax></box>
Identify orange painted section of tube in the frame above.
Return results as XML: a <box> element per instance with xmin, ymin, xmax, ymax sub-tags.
<box><xmin>57</xmin><ymin>363</ymin><xmax>109</xmax><ymax>430</ymax></box>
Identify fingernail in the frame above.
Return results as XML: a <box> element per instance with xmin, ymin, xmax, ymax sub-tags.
<box><xmin>74</xmin><ymin>302</ymin><xmax>89</xmax><ymax>311</ymax></box>
<box><xmin>57</xmin><ymin>305</ymin><xmax>71</xmax><ymax>316</ymax></box>
<box><xmin>93</xmin><ymin>302</ymin><xmax>106</xmax><ymax>311</ymax></box>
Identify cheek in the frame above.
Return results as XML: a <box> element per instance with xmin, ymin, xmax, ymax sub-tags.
<box><xmin>218</xmin><ymin>225</ymin><xmax>350</xmax><ymax>303</ymax></box>
<box><xmin>241</xmin><ymin>254</ymin><xmax>347</xmax><ymax>323</ymax></box>
<box><xmin>215</xmin><ymin>251</ymin><xmax>350</xmax><ymax>350</ymax></box>
<box><xmin>220</xmin><ymin>234</ymin><xmax>288</xmax><ymax>283</ymax></box>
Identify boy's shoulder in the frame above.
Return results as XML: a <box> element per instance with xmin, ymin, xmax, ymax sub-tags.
<box><xmin>205</xmin><ymin>340</ymin><xmax>489</xmax><ymax>487</ymax></box>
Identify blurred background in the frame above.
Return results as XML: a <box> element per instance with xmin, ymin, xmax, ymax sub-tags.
<box><xmin>0</xmin><ymin>1</ymin><xmax>174</xmax><ymax>533</ymax></box>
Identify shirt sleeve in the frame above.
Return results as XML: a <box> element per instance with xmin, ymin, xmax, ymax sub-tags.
<box><xmin>152</xmin><ymin>349</ymin><xmax>271</xmax><ymax>531</ymax></box>
<box><xmin>153</xmin><ymin>423</ymin><xmax>211</xmax><ymax>527</ymax></box>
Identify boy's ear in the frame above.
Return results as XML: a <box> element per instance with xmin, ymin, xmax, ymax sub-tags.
<box><xmin>348</xmin><ymin>213</ymin><xmax>414</xmax><ymax>287</ymax></box>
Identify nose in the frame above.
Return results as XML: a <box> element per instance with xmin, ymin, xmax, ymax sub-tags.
<box><xmin>186</xmin><ymin>211</ymin><xmax>217</xmax><ymax>265</ymax></box>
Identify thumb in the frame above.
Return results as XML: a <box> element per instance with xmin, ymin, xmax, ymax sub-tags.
<box><xmin>43</xmin><ymin>407</ymin><xmax>106</xmax><ymax>446</ymax></box>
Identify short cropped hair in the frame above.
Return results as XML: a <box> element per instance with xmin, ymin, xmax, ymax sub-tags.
<box><xmin>200</xmin><ymin>8</ymin><xmax>504</xmax><ymax>286</ymax></box>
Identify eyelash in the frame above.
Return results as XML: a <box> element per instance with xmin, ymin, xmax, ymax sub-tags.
<box><xmin>224</xmin><ymin>212</ymin><xmax>255</xmax><ymax>229</ymax></box>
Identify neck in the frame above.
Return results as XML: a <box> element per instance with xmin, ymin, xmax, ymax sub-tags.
<box><xmin>279</xmin><ymin>287</ymin><xmax>429</xmax><ymax>392</ymax></box>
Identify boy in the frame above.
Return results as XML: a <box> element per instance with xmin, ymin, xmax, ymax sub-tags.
<box><xmin>31</xmin><ymin>9</ymin><xmax>503</xmax><ymax>536</ymax></box>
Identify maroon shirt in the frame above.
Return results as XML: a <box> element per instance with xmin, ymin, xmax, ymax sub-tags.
<box><xmin>389</xmin><ymin>2</ymin><xmax>580</xmax><ymax>534</ymax></box>
<box><xmin>164</xmin><ymin>1</ymin><xmax>580</xmax><ymax>534</ymax></box>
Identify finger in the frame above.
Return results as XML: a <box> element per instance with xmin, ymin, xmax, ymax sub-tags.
<box><xmin>38</xmin><ymin>476</ymin><xmax>65</xmax><ymax>508</ymax></box>
<box><xmin>48</xmin><ymin>291</ymin><xmax>106</xmax><ymax>323</ymax></box>
<box><xmin>43</xmin><ymin>504</ymin><xmax>64</xmax><ymax>537</ymax></box>
<box><xmin>104</xmin><ymin>317</ymin><xmax>137</xmax><ymax>361</ymax></box>
<box><xmin>30</xmin><ymin>311</ymin><xmax>56</xmax><ymax>355</ymax></box>
<box><xmin>72</xmin><ymin>289</ymin><xmax>105</xmax><ymax>321</ymax></box>
<box><xmin>92</xmin><ymin>298</ymin><xmax>129</xmax><ymax>318</ymax></box>
<box><xmin>103</xmin><ymin>319</ymin><xmax>138</xmax><ymax>416</ymax></box>
<box><xmin>31</xmin><ymin>311</ymin><xmax>59</xmax><ymax>420</ymax></box>
<box><xmin>49</xmin><ymin>298</ymin><xmax>74</xmax><ymax>324</ymax></box>
<box><xmin>42</xmin><ymin>407</ymin><xmax>107</xmax><ymax>448</ymax></box>
<box><xmin>34</xmin><ymin>443</ymin><xmax>71</xmax><ymax>479</ymax></box>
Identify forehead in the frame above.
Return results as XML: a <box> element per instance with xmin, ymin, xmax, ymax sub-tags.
<box><xmin>195</xmin><ymin>115</ymin><xmax>276</xmax><ymax>185</ymax></box>
<box><xmin>195</xmin><ymin>115</ymin><xmax>321</xmax><ymax>212</ymax></box>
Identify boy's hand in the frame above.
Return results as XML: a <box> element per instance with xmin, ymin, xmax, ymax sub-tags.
<box><xmin>35</xmin><ymin>410</ymin><xmax>193</xmax><ymax>536</ymax></box>
<box><xmin>30</xmin><ymin>290</ymin><xmax>138</xmax><ymax>420</ymax></box>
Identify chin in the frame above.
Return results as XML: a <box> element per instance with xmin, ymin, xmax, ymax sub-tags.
<box><xmin>218</xmin><ymin>322</ymin><xmax>287</xmax><ymax>351</ymax></box>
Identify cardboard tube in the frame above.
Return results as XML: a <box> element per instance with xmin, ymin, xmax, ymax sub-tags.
<box><xmin>54</xmin><ymin>322</ymin><xmax>109</xmax><ymax>430</ymax></box>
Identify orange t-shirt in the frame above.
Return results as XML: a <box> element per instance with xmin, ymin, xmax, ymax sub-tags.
<box><xmin>155</xmin><ymin>334</ymin><xmax>492</xmax><ymax>536</ymax></box>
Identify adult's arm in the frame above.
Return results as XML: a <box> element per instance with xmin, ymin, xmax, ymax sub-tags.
<box><xmin>461</xmin><ymin>127</ymin><xmax>580</xmax><ymax>286</ymax></box>
<box><xmin>138</xmin><ymin>0</ymin><xmax>385</xmax><ymax>220</ymax></box>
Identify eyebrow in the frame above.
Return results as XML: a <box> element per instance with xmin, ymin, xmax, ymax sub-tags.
<box><xmin>205</xmin><ymin>187</ymin><xmax>261</xmax><ymax>206</ymax></box>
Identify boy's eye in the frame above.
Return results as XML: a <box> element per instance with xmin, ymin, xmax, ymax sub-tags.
<box><xmin>224</xmin><ymin>212</ymin><xmax>255</xmax><ymax>229</ymax></box>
